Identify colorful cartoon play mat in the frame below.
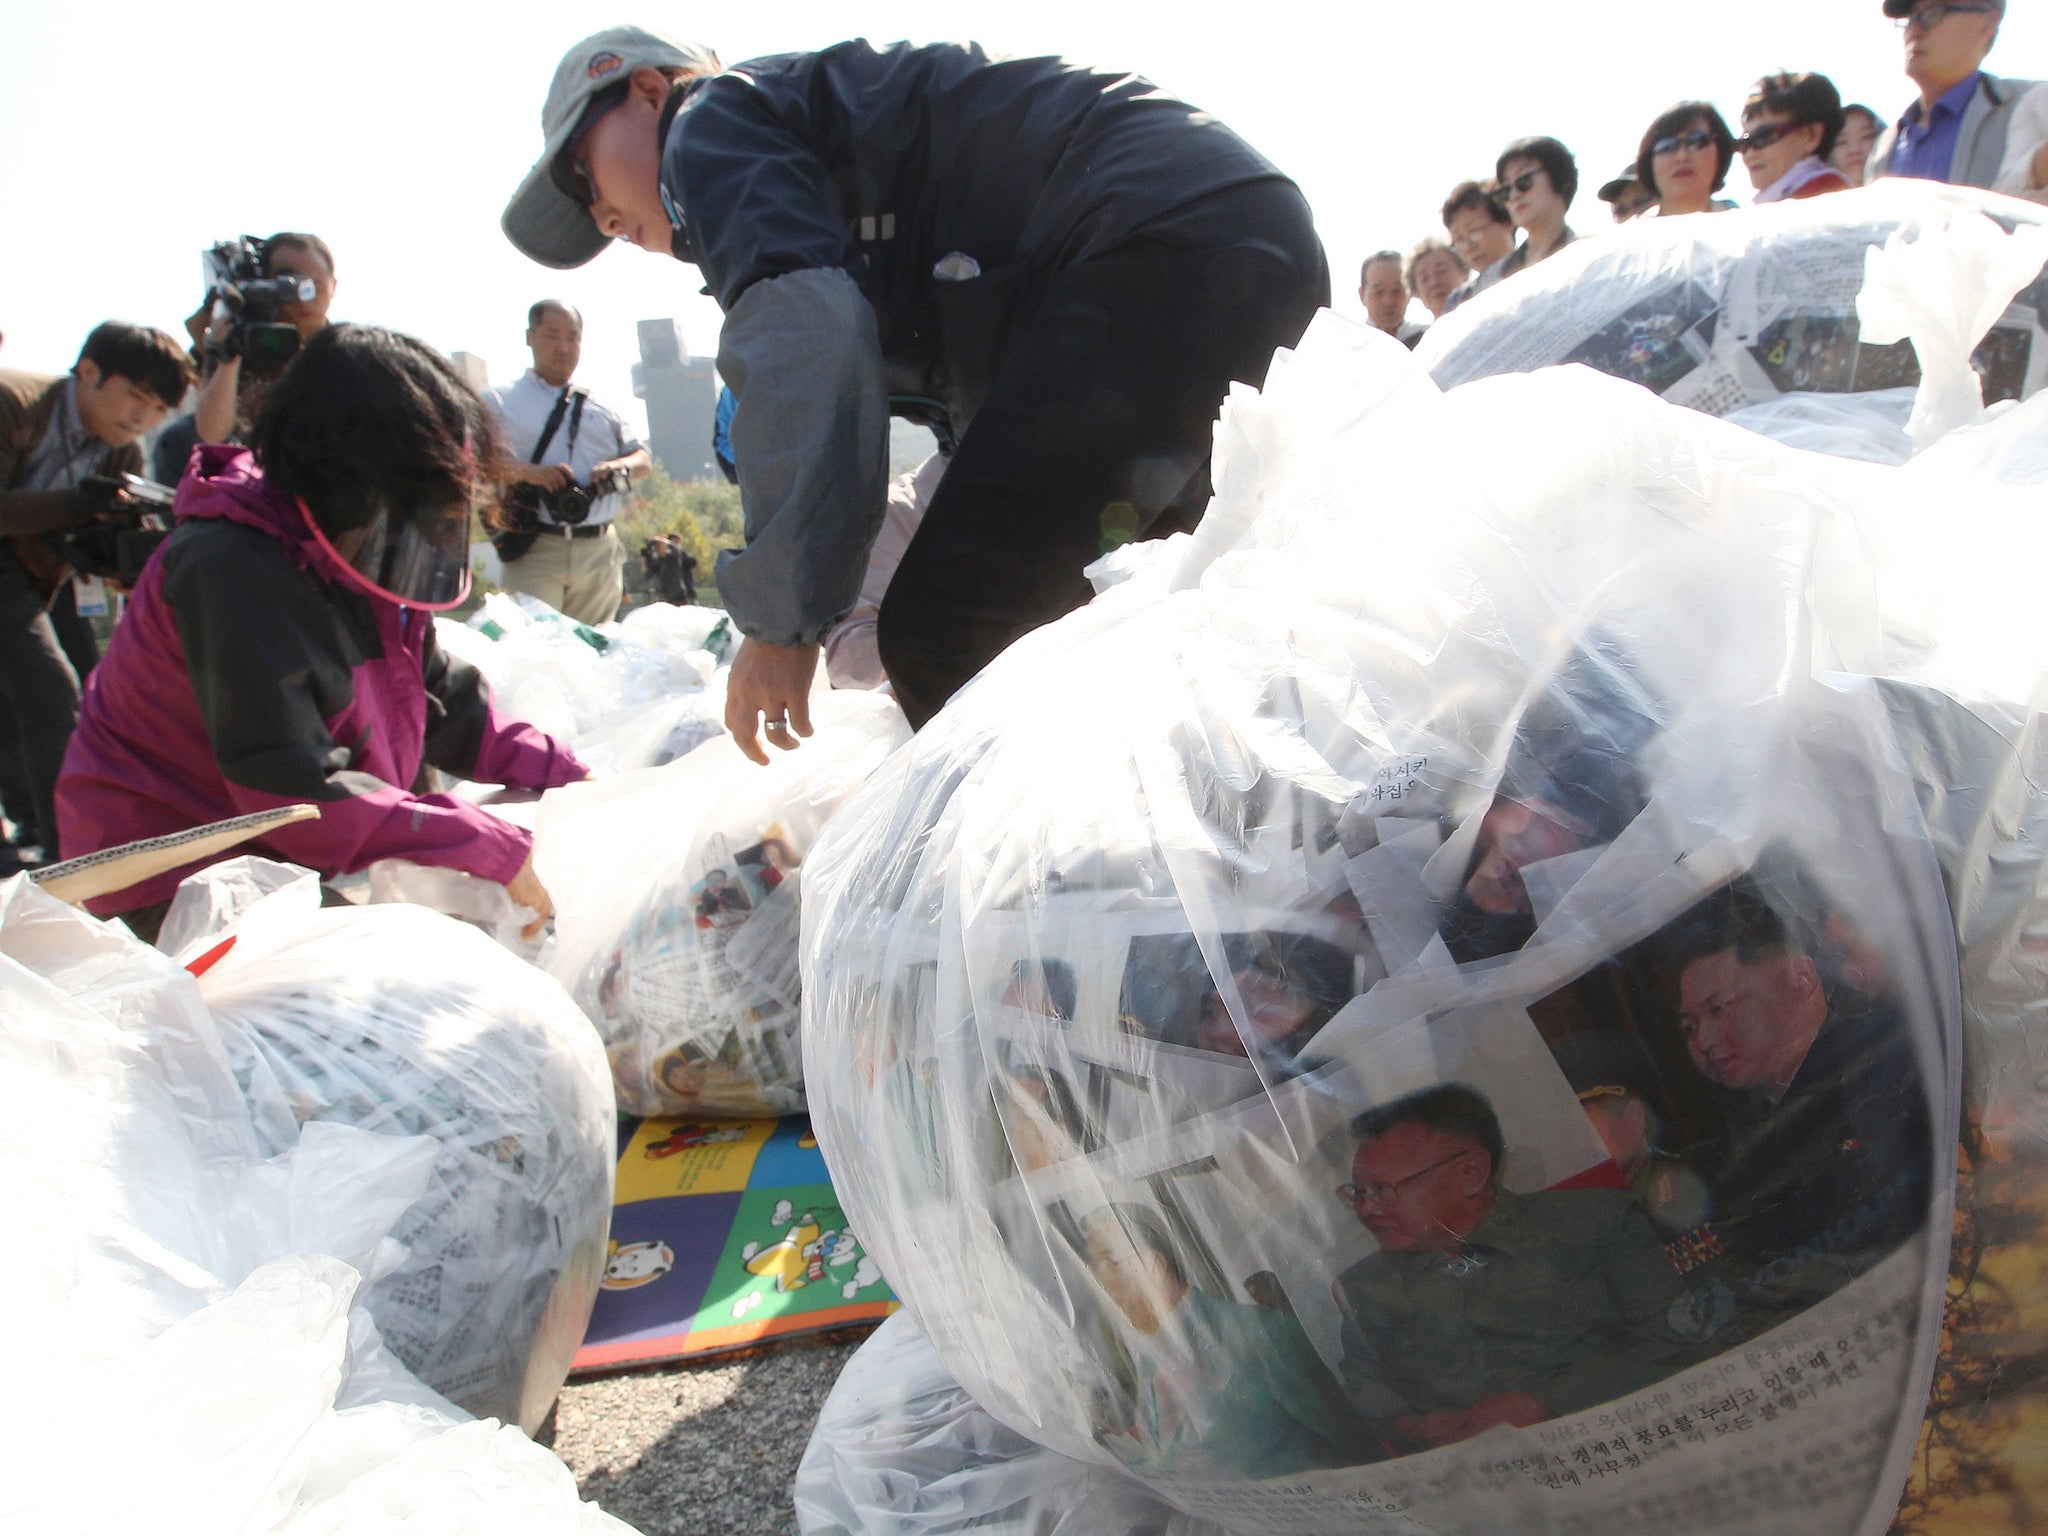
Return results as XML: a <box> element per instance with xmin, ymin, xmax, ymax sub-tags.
<box><xmin>572</xmin><ymin>1114</ymin><xmax>899</xmax><ymax>1373</ymax></box>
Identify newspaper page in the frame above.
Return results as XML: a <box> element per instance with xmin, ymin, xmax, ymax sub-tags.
<box><xmin>951</xmin><ymin>815</ymin><xmax>1953</xmax><ymax>1534</ymax></box>
<box><xmin>1419</xmin><ymin>188</ymin><xmax>2048</xmax><ymax>417</ymax></box>
<box><xmin>595</xmin><ymin>821</ymin><xmax>808</xmax><ymax>1117</ymax></box>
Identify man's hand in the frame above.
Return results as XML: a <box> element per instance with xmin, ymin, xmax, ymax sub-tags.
<box><xmin>725</xmin><ymin>637</ymin><xmax>820</xmax><ymax>765</ymax></box>
<box><xmin>194</xmin><ymin>305</ymin><xmax>243</xmax><ymax>444</ymax></box>
<box><xmin>594</xmin><ymin>447</ymin><xmax>651</xmax><ymax>493</ymax></box>
<box><xmin>507</xmin><ymin>461</ymin><xmax>575</xmax><ymax>491</ymax></box>
<box><xmin>505</xmin><ymin>854</ymin><xmax>554</xmax><ymax>942</ymax></box>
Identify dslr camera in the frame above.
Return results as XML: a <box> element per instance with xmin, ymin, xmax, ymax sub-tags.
<box><xmin>59</xmin><ymin>474</ymin><xmax>178</xmax><ymax>587</ymax></box>
<box><xmin>539</xmin><ymin>464</ymin><xmax>634</xmax><ymax>526</ymax></box>
<box><xmin>202</xmin><ymin>237</ymin><xmax>316</xmax><ymax>377</ymax></box>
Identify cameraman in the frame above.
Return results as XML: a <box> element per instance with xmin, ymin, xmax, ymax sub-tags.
<box><xmin>154</xmin><ymin>232</ymin><xmax>337</xmax><ymax>484</ymax></box>
<box><xmin>56</xmin><ymin>323</ymin><xmax>587</xmax><ymax>939</ymax></box>
<box><xmin>0</xmin><ymin>322</ymin><xmax>191</xmax><ymax>865</ymax></box>
<box><xmin>483</xmin><ymin>300</ymin><xmax>650</xmax><ymax>625</ymax></box>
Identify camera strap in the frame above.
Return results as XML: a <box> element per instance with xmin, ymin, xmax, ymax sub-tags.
<box><xmin>529</xmin><ymin>384</ymin><xmax>588</xmax><ymax>466</ymax></box>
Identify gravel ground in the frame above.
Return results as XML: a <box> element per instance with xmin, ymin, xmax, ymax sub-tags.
<box><xmin>545</xmin><ymin>1328</ymin><xmax>870</xmax><ymax>1535</ymax></box>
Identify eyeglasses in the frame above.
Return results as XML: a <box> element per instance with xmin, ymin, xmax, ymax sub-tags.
<box><xmin>552</xmin><ymin>150</ymin><xmax>598</xmax><ymax>208</ymax></box>
<box><xmin>1652</xmin><ymin>130</ymin><xmax>1716</xmax><ymax>157</ymax></box>
<box><xmin>1734</xmin><ymin>120</ymin><xmax>1806</xmax><ymax>154</ymax></box>
<box><xmin>1896</xmin><ymin>1</ymin><xmax>1997</xmax><ymax>28</ymax></box>
<box><xmin>1500</xmin><ymin>170</ymin><xmax>1545</xmax><ymax>196</ymax></box>
<box><xmin>1337</xmin><ymin>1146</ymin><xmax>1478</xmax><ymax>1207</ymax></box>
<box><xmin>549</xmin><ymin>81</ymin><xmax>632</xmax><ymax>209</ymax></box>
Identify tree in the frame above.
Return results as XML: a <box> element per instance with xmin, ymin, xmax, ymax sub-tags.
<box><xmin>612</xmin><ymin>465</ymin><xmax>741</xmax><ymax>606</ymax></box>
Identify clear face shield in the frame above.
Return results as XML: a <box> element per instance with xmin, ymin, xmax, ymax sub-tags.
<box><xmin>298</xmin><ymin>494</ymin><xmax>474</xmax><ymax>611</ymax></box>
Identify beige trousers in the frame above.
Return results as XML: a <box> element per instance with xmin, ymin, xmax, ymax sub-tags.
<box><xmin>500</xmin><ymin>524</ymin><xmax>624</xmax><ymax>626</ymax></box>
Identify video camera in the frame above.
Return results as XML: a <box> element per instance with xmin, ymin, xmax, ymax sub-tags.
<box><xmin>203</xmin><ymin>237</ymin><xmax>316</xmax><ymax>377</ymax></box>
<box><xmin>59</xmin><ymin>474</ymin><xmax>177</xmax><ymax>587</ymax></box>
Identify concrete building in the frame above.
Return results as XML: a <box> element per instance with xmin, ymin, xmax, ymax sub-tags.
<box><xmin>449</xmin><ymin>351</ymin><xmax>490</xmax><ymax>393</ymax></box>
<box><xmin>634</xmin><ymin>319</ymin><xmax>719</xmax><ymax>482</ymax></box>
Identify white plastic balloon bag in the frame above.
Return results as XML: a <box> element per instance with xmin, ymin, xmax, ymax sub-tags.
<box><xmin>197</xmin><ymin>901</ymin><xmax>617</xmax><ymax>1432</ymax></box>
<box><xmin>539</xmin><ymin>690</ymin><xmax>908</xmax><ymax>1117</ymax></box>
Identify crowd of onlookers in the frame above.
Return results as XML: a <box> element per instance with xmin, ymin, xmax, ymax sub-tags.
<box><xmin>1358</xmin><ymin>0</ymin><xmax>2048</xmax><ymax>346</ymax></box>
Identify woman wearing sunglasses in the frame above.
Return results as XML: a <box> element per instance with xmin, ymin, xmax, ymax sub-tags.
<box><xmin>1634</xmin><ymin>103</ymin><xmax>1738</xmax><ymax>218</ymax></box>
<box><xmin>1740</xmin><ymin>73</ymin><xmax>1852</xmax><ymax>203</ymax></box>
<box><xmin>55</xmin><ymin>325</ymin><xmax>588</xmax><ymax>941</ymax></box>
<box><xmin>1486</xmin><ymin>136</ymin><xmax>1580</xmax><ymax>284</ymax></box>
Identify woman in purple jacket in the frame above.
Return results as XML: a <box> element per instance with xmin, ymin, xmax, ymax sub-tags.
<box><xmin>56</xmin><ymin>324</ymin><xmax>588</xmax><ymax>941</ymax></box>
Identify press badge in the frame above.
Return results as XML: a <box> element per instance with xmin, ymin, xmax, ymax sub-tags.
<box><xmin>72</xmin><ymin>574</ymin><xmax>110</xmax><ymax>618</ymax></box>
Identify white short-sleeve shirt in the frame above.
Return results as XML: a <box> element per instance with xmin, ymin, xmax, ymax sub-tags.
<box><xmin>482</xmin><ymin>369</ymin><xmax>645</xmax><ymax>528</ymax></box>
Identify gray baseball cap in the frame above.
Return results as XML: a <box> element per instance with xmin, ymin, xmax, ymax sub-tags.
<box><xmin>503</xmin><ymin>26</ymin><xmax>719</xmax><ymax>270</ymax></box>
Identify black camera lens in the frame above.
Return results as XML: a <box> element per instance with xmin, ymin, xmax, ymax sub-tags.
<box><xmin>242</xmin><ymin>323</ymin><xmax>302</xmax><ymax>376</ymax></box>
<box><xmin>548</xmin><ymin>484</ymin><xmax>593</xmax><ymax>525</ymax></box>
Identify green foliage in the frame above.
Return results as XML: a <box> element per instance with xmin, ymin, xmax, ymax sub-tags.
<box><xmin>613</xmin><ymin>465</ymin><xmax>742</xmax><ymax>606</ymax></box>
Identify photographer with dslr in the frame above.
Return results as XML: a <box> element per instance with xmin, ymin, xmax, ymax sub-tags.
<box><xmin>56</xmin><ymin>324</ymin><xmax>588</xmax><ymax>940</ymax></box>
<box><xmin>482</xmin><ymin>299</ymin><xmax>650</xmax><ymax>625</ymax></box>
<box><xmin>154</xmin><ymin>232</ymin><xmax>337</xmax><ymax>484</ymax></box>
<box><xmin>0</xmin><ymin>322</ymin><xmax>191</xmax><ymax>867</ymax></box>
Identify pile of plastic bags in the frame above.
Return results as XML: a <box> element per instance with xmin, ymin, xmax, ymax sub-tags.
<box><xmin>1418</xmin><ymin>181</ymin><xmax>2048</xmax><ymax>444</ymax></box>
<box><xmin>538</xmin><ymin>691</ymin><xmax>909</xmax><ymax>1117</ymax></box>
<box><xmin>0</xmin><ymin>874</ymin><xmax>632</xmax><ymax>1531</ymax></box>
<box><xmin>436</xmin><ymin>592</ymin><xmax>733</xmax><ymax>768</ymax></box>
<box><xmin>799</xmin><ymin>188</ymin><xmax>2048</xmax><ymax>1534</ymax></box>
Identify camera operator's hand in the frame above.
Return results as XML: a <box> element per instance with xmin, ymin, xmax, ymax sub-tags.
<box><xmin>725</xmin><ymin>637</ymin><xmax>819</xmax><ymax>766</ymax></box>
<box><xmin>70</xmin><ymin>479</ymin><xmax>137</xmax><ymax>526</ymax></box>
<box><xmin>194</xmin><ymin>304</ymin><xmax>243</xmax><ymax>444</ymax></box>
<box><xmin>504</xmin><ymin>853</ymin><xmax>554</xmax><ymax>942</ymax></box>
<box><xmin>507</xmin><ymin>461</ymin><xmax>576</xmax><ymax>493</ymax></box>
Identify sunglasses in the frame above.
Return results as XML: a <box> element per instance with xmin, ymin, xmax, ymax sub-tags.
<box><xmin>1895</xmin><ymin>1</ymin><xmax>1997</xmax><ymax>28</ymax></box>
<box><xmin>1652</xmin><ymin>129</ymin><xmax>1716</xmax><ymax>157</ymax></box>
<box><xmin>1735</xmin><ymin>120</ymin><xmax>1807</xmax><ymax>153</ymax></box>
<box><xmin>549</xmin><ymin>81</ymin><xmax>632</xmax><ymax>209</ymax></box>
<box><xmin>1500</xmin><ymin>170</ymin><xmax>1546</xmax><ymax>195</ymax></box>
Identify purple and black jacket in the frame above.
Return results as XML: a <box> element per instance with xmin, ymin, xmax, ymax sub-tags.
<box><xmin>56</xmin><ymin>445</ymin><xmax>586</xmax><ymax>915</ymax></box>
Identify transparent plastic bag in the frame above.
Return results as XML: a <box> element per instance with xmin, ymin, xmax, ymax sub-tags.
<box><xmin>801</xmin><ymin>318</ymin><xmax>1966</xmax><ymax>1533</ymax></box>
<box><xmin>797</xmin><ymin>1310</ymin><xmax>1230</xmax><ymax>1536</ymax></box>
<box><xmin>444</xmin><ymin>593</ymin><xmax>716</xmax><ymax>752</ymax></box>
<box><xmin>156</xmin><ymin>854</ymin><xmax>321</xmax><ymax>961</ymax></box>
<box><xmin>1720</xmin><ymin>387</ymin><xmax>1918</xmax><ymax>466</ymax></box>
<box><xmin>612</xmin><ymin>599</ymin><xmax>734</xmax><ymax>665</ymax></box>
<box><xmin>197</xmin><ymin>901</ymin><xmax>618</xmax><ymax>1432</ymax></box>
<box><xmin>537</xmin><ymin>691</ymin><xmax>909</xmax><ymax>1117</ymax></box>
<box><xmin>1419</xmin><ymin>182</ymin><xmax>2048</xmax><ymax>445</ymax></box>
<box><xmin>365</xmin><ymin>858</ymin><xmax>543</xmax><ymax>962</ymax></box>
<box><xmin>0</xmin><ymin>879</ymin><xmax>636</xmax><ymax>1532</ymax></box>
<box><xmin>568</xmin><ymin>678</ymin><xmax>731</xmax><ymax>777</ymax></box>
<box><xmin>4</xmin><ymin>1252</ymin><xmax>637</xmax><ymax>1533</ymax></box>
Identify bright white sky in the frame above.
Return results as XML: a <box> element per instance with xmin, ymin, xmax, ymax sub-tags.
<box><xmin>5</xmin><ymin>1</ymin><xmax>2044</xmax><ymax>444</ymax></box>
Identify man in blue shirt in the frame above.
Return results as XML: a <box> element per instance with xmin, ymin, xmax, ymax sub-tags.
<box><xmin>1868</xmin><ymin>0</ymin><xmax>2044</xmax><ymax>189</ymax></box>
